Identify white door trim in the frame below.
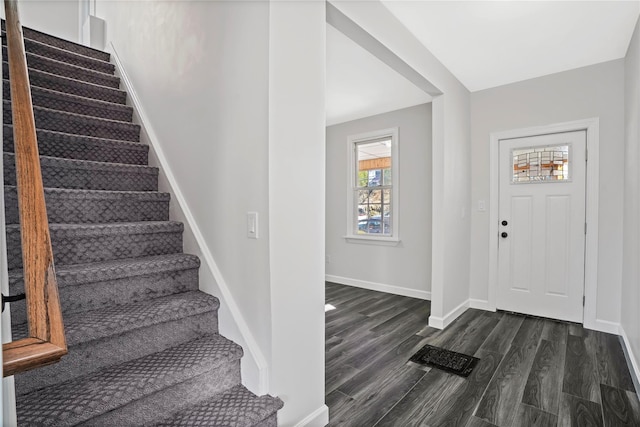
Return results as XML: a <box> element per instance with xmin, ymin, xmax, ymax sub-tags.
<box><xmin>488</xmin><ymin>118</ymin><xmax>600</xmax><ymax>330</ymax></box>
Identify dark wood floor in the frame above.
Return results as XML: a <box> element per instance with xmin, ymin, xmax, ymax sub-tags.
<box><xmin>325</xmin><ymin>282</ymin><xmax>640</xmax><ymax>427</ymax></box>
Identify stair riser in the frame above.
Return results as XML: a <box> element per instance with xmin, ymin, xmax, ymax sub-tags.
<box><xmin>1</xmin><ymin>23</ymin><xmax>110</xmax><ymax>61</ymax></box>
<box><xmin>6</xmin><ymin>227</ymin><xmax>182</xmax><ymax>269</ymax></box>
<box><xmin>4</xmin><ymin>188</ymin><xmax>169</xmax><ymax>224</ymax></box>
<box><xmin>3</xmin><ymin>125</ymin><xmax>149</xmax><ymax>165</ymax></box>
<box><xmin>10</xmin><ymin>268</ymin><xmax>198</xmax><ymax>324</ymax></box>
<box><xmin>3</xmin><ymin>104</ymin><xmax>138</xmax><ymax>142</ymax></box>
<box><xmin>3</xmin><ymin>155</ymin><xmax>158</xmax><ymax>192</ymax></box>
<box><xmin>81</xmin><ymin>359</ymin><xmax>241</xmax><ymax>427</ymax></box>
<box><xmin>3</xmin><ymin>62</ymin><xmax>126</xmax><ymax>104</ymax></box>
<box><xmin>2</xmin><ymin>36</ymin><xmax>115</xmax><ymax>74</ymax></box>
<box><xmin>4</xmin><ymin>81</ymin><xmax>133</xmax><ymax>122</ymax></box>
<box><xmin>2</xmin><ymin>46</ymin><xmax>120</xmax><ymax>88</ymax></box>
<box><xmin>15</xmin><ymin>312</ymin><xmax>219</xmax><ymax>396</ymax></box>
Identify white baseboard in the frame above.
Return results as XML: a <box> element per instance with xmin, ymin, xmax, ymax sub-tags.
<box><xmin>619</xmin><ymin>325</ymin><xmax>640</xmax><ymax>395</ymax></box>
<box><xmin>589</xmin><ymin>319</ymin><xmax>621</xmax><ymax>335</ymax></box>
<box><xmin>325</xmin><ymin>275</ymin><xmax>430</xmax><ymax>300</ymax></box>
<box><xmin>429</xmin><ymin>299</ymin><xmax>469</xmax><ymax>330</ymax></box>
<box><xmin>109</xmin><ymin>43</ymin><xmax>269</xmax><ymax>394</ymax></box>
<box><xmin>469</xmin><ymin>299</ymin><xmax>494</xmax><ymax>311</ymax></box>
<box><xmin>293</xmin><ymin>404</ymin><xmax>329</xmax><ymax>427</ymax></box>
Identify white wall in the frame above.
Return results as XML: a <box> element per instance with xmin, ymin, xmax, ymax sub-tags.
<box><xmin>326</xmin><ymin>103</ymin><xmax>432</xmax><ymax>299</ymax></box>
<box><xmin>268</xmin><ymin>3</ymin><xmax>327</xmax><ymax>425</ymax></box>
<box><xmin>95</xmin><ymin>0</ymin><xmax>271</xmax><ymax>393</ymax></box>
<box><xmin>3</xmin><ymin>0</ymin><xmax>81</xmax><ymax>42</ymax></box>
<box><xmin>331</xmin><ymin>0</ymin><xmax>471</xmax><ymax>329</ymax></box>
<box><xmin>621</xmin><ymin>17</ymin><xmax>640</xmax><ymax>381</ymax></box>
<box><xmin>469</xmin><ymin>60</ymin><xmax>626</xmax><ymax>326</ymax></box>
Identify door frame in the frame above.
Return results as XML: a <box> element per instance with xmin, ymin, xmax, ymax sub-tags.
<box><xmin>488</xmin><ymin>118</ymin><xmax>605</xmax><ymax>331</ymax></box>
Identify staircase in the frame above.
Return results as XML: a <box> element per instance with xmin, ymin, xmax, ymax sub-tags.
<box><xmin>2</xmin><ymin>22</ymin><xmax>282</xmax><ymax>426</ymax></box>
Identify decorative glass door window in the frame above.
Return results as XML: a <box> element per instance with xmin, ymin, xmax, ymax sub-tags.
<box><xmin>355</xmin><ymin>139</ymin><xmax>392</xmax><ymax>235</ymax></box>
<box><xmin>512</xmin><ymin>144</ymin><xmax>570</xmax><ymax>183</ymax></box>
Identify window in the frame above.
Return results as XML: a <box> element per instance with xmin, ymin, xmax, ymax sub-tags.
<box><xmin>512</xmin><ymin>144</ymin><xmax>571</xmax><ymax>183</ymax></box>
<box><xmin>346</xmin><ymin>128</ymin><xmax>399</xmax><ymax>243</ymax></box>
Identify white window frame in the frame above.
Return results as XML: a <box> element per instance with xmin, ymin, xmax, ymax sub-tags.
<box><xmin>345</xmin><ymin>127</ymin><xmax>400</xmax><ymax>245</ymax></box>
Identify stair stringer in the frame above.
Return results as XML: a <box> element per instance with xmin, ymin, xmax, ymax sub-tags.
<box><xmin>108</xmin><ymin>42</ymin><xmax>269</xmax><ymax>396</ymax></box>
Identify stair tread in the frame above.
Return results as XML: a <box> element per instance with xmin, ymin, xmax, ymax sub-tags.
<box><xmin>4</xmin><ymin>185</ymin><xmax>170</xmax><ymax>224</ymax></box>
<box><xmin>4</xmin><ymin>102</ymin><xmax>139</xmax><ymax>142</ymax></box>
<box><xmin>6</xmin><ymin>220</ymin><xmax>183</xmax><ymax>236</ymax></box>
<box><xmin>3</xmin><ymin>31</ymin><xmax>114</xmax><ymax>73</ymax></box>
<box><xmin>3</xmin><ymin>152</ymin><xmax>157</xmax><ymax>174</ymax></box>
<box><xmin>5</xmin><ymin>81</ymin><xmax>132</xmax><ymax>114</ymax></box>
<box><xmin>5</xmin><ymin>221</ymin><xmax>182</xmax><ymax>269</ymax></box>
<box><xmin>4</xmin><ymin>185</ymin><xmax>169</xmax><ymax>200</ymax></box>
<box><xmin>4</xmin><ymin>152</ymin><xmax>158</xmax><ymax>192</ymax></box>
<box><xmin>1</xmin><ymin>21</ymin><xmax>111</xmax><ymax>61</ymax></box>
<box><xmin>4</xmin><ymin>125</ymin><xmax>147</xmax><ymax>152</ymax></box>
<box><xmin>16</xmin><ymin>334</ymin><xmax>241</xmax><ymax>427</ymax></box>
<box><xmin>13</xmin><ymin>290</ymin><xmax>218</xmax><ymax>347</ymax></box>
<box><xmin>22</xmin><ymin>49</ymin><xmax>118</xmax><ymax>85</ymax></box>
<box><xmin>3</xmin><ymin>47</ymin><xmax>119</xmax><ymax>87</ymax></box>
<box><xmin>8</xmin><ymin>64</ymin><xmax>124</xmax><ymax>94</ymax></box>
<box><xmin>155</xmin><ymin>385</ymin><xmax>284</xmax><ymax>427</ymax></box>
<box><xmin>8</xmin><ymin>253</ymin><xmax>199</xmax><ymax>287</ymax></box>
<box><xmin>4</xmin><ymin>100</ymin><xmax>136</xmax><ymax>129</ymax></box>
<box><xmin>4</xmin><ymin>65</ymin><xmax>126</xmax><ymax>104</ymax></box>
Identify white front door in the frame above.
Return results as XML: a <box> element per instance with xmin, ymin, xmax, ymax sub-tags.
<box><xmin>497</xmin><ymin>131</ymin><xmax>586</xmax><ymax>323</ymax></box>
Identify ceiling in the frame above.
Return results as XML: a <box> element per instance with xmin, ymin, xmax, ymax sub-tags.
<box><xmin>358</xmin><ymin>140</ymin><xmax>392</xmax><ymax>160</ymax></box>
<box><xmin>326</xmin><ymin>1</ymin><xmax>639</xmax><ymax>126</ymax></box>
<box><xmin>326</xmin><ymin>23</ymin><xmax>432</xmax><ymax>126</ymax></box>
<box><xmin>381</xmin><ymin>0</ymin><xmax>640</xmax><ymax>92</ymax></box>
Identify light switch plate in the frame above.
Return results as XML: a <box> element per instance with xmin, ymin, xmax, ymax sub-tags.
<box><xmin>247</xmin><ymin>212</ymin><xmax>259</xmax><ymax>239</ymax></box>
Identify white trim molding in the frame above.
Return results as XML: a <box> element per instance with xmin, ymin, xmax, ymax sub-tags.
<box><xmin>619</xmin><ymin>326</ymin><xmax>640</xmax><ymax>395</ymax></box>
<box><xmin>109</xmin><ymin>43</ymin><xmax>270</xmax><ymax>394</ymax></box>
<box><xmin>293</xmin><ymin>404</ymin><xmax>329</xmax><ymax>427</ymax></box>
<box><xmin>428</xmin><ymin>299</ymin><xmax>469</xmax><ymax>330</ymax></box>
<box><xmin>469</xmin><ymin>299</ymin><xmax>494</xmax><ymax>311</ymax></box>
<box><xmin>592</xmin><ymin>319</ymin><xmax>621</xmax><ymax>335</ymax></box>
<box><xmin>346</xmin><ymin>127</ymin><xmax>399</xmax><ymax>244</ymax></box>
<box><xmin>326</xmin><ymin>275</ymin><xmax>431</xmax><ymax>300</ymax></box>
<box><xmin>488</xmin><ymin>118</ymin><xmax>600</xmax><ymax>330</ymax></box>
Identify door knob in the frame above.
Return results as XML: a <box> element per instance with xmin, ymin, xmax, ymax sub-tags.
<box><xmin>501</xmin><ymin>232</ymin><xmax>508</xmax><ymax>238</ymax></box>
<box><xmin>501</xmin><ymin>220</ymin><xmax>508</xmax><ymax>226</ymax></box>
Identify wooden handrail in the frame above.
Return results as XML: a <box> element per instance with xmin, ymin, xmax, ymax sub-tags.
<box><xmin>2</xmin><ymin>0</ymin><xmax>66</xmax><ymax>377</ymax></box>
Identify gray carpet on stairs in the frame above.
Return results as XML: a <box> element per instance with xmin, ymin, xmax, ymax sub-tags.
<box><xmin>3</xmin><ymin>47</ymin><xmax>121</xmax><ymax>88</ymax></box>
<box><xmin>3</xmin><ymin>80</ymin><xmax>134</xmax><ymax>121</ymax></box>
<box><xmin>3</xmin><ymin>125</ymin><xmax>150</xmax><ymax>165</ymax></box>
<box><xmin>3</xmin><ymin>21</ymin><xmax>282</xmax><ymax>426</ymax></box>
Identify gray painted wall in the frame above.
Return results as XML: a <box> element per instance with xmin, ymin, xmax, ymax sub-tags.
<box><xmin>326</xmin><ymin>103</ymin><xmax>432</xmax><ymax>298</ymax></box>
<box><xmin>470</xmin><ymin>59</ymin><xmax>626</xmax><ymax>325</ymax></box>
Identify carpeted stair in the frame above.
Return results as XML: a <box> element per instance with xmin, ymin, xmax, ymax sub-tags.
<box><xmin>2</xmin><ymin>22</ymin><xmax>282</xmax><ymax>426</ymax></box>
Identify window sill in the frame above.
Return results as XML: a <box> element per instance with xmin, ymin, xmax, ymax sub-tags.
<box><xmin>343</xmin><ymin>235</ymin><xmax>401</xmax><ymax>247</ymax></box>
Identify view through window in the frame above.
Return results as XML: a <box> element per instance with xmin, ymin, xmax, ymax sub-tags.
<box><xmin>355</xmin><ymin>138</ymin><xmax>392</xmax><ymax>236</ymax></box>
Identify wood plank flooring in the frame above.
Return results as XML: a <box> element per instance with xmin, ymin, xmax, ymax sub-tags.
<box><xmin>325</xmin><ymin>282</ymin><xmax>640</xmax><ymax>427</ymax></box>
